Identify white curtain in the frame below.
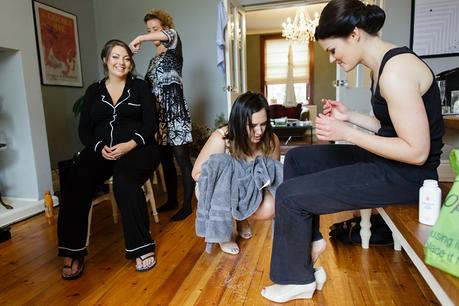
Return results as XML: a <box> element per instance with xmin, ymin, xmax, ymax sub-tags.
<box><xmin>264</xmin><ymin>39</ymin><xmax>309</xmax><ymax>85</ymax></box>
<box><xmin>284</xmin><ymin>43</ymin><xmax>297</xmax><ymax>107</ymax></box>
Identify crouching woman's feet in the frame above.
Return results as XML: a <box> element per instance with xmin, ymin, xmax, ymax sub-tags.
<box><xmin>62</xmin><ymin>257</ymin><xmax>85</xmax><ymax>280</ymax></box>
<box><xmin>135</xmin><ymin>252</ymin><xmax>156</xmax><ymax>272</ymax></box>
<box><xmin>219</xmin><ymin>240</ymin><xmax>240</xmax><ymax>255</ymax></box>
<box><xmin>237</xmin><ymin>220</ymin><xmax>252</xmax><ymax>240</ymax></box>
<box><xmin>261</xmin><ymin>281</ymin><xmax>316</xmax><ymax>303</ymax></box>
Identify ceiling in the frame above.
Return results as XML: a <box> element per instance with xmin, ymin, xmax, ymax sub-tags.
<box><xmin>246</xmin><ymin>3</ymin><xmax>327</xmax><ymax>35</ymax></box>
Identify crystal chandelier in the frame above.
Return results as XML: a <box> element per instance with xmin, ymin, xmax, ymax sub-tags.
<box><xmin>282</xmin><ymin>9</ymin><xmax>320</xmax><ymax>42</ymax></box>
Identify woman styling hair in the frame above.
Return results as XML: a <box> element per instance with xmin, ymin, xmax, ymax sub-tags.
<box><xmin>130</xmin><ymin>9</ymin><xmax>194</xmax><ymax>221</ymax></box>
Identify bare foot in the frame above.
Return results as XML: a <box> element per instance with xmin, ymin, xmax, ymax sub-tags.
<box><xmin>237</xmin><ymin>220</ymin><xmax>252</xmax><ymax>239</ymax></box>
<box><xmin>135</xmin><ymin>252</ymin><xmax>156</xmax><ymax>272</ymax></box>
<box><xmin>61</xmin><ymin>257</ymin><xmax>85</xmax><ymax>280</ymax></box>
<box><xmin>219</xmin><ymin>241</ymin><xmax>240</xmax><ymax>255</ymax></box>
<box><xmin>63</xmin><ymin>257</ymin><xmax>79</xmax><ymax>275</ymax></box>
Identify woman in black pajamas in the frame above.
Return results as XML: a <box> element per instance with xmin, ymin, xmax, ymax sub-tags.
<box><xmin>58</xmin><ymin>39</ymin><xmax>160</xmax><ymax>279</ymax></box>
<box><xmin>262</xmin><ymin>0</ymin><xmax>444</xmax><ymax>302</ymax></box>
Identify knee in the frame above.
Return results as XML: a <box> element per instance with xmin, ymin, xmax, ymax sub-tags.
<box><xmin>274</xmin><ymin>182</ymin><xmax>304</xmax><ymax>213</ymax></box>
<box><xmin>275</xmin><ymin>183</ymin><xmax>289</xmax><ymax>206</ymax></box>
<box><xmin>112</xmin><ymin>172</ymin><xmax>138</xmax><ymax>190</ymax></box>
<box><xmin>252</xmin><ymin>203</ymin><xmax>275</xmax><ymax>220</ymax></box>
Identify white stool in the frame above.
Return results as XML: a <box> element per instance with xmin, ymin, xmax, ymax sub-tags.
<box><xmin>359</xmin><ymin>208</ymin><xmax>401</xmax><ymax>251</ymax></box>
<box><xmin>86</xmin><ymin>177</ymin><xmax>159</xmax><ymax>246</ymax></box>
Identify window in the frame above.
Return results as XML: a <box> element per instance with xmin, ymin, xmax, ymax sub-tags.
<box><xmin>263</xmin><ymin>38</ymin><xmax>309</xmax><ymax>105</ymax></box>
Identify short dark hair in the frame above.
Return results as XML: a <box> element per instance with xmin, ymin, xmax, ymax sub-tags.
<box><xmin>315</xmin><ymin>0</ymin><xmax>385</xmax><ymax>40</ymax></box>
<box><xmin>225</xmin><ymin>92</ymin><xmax>274</xmax><ymax>159</ymax></box>
<box><xmin>100</xmin><ymin>39</ymin><xmax>136</xmax><ymax>77</ymax></box>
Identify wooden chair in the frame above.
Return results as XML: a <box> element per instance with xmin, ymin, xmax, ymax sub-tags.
<box><xmin>86</xmin><ymin>174</ymin><xmax>161</xmax><ymax>246</ymax></box>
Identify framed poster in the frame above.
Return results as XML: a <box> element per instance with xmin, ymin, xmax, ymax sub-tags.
<box><xmin>32</xmin><ymin>1</ymin><xmax>83</xmax><ymax>87</ymax></box>
<box><xmin>410</xmin><ymin>0</ymin><xmax>459</xmax><ymax>58</ymax></box>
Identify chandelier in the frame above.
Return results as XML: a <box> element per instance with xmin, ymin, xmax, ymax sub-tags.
<box><xmin>282</xmin><ymin>9</ymin><xmax>320</xmax><ymax>42</ymax></box>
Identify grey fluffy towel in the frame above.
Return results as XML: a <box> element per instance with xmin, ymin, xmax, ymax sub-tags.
<box><xmin>195</xmin><ymin>153</ymin><xmax>283</xmax><ymax>253</ymax></box>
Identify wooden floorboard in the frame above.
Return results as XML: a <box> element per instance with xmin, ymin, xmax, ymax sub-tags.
<box><xmin>0</xmin><ymin>182</ymin><xmax>441</xmax><ymax>305</ymax></box>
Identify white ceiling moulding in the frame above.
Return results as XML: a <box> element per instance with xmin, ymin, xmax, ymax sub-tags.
<box><xmin>244</xmin><ymin>0</ymin><xmax>328</xmax><ymax>12</ymax></box>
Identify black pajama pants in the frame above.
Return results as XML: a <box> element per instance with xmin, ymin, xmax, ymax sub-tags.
<box><xmin>57</xmin><ymin>144</ymin><xmax>160</xmax><ymax>259</ymax></box>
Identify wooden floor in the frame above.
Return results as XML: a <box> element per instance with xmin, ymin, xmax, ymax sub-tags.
<box><xmin>0</xmin><ymin>184</ymin><xmax>440</xmax><ymax>306</ymax></box>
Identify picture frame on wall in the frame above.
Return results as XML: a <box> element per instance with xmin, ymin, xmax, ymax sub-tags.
<box><xmin>32</xmin><ymin>1</ymin><xmax>83</xmax><ymax>87</ymax></box>
<box><xmin>410</xmin><ymin>0</ymin><xmax>459</xmax><ymax>58</ymax></box>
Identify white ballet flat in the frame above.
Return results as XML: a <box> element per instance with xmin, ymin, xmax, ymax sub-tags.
<box><xmin>261</xmin><ymin>282</ymin><xmax>316</xmax><ymax>303</ymax></box>
<box><xmin>314</xmin><ymin>266</ymin><xmax>327</xmax><ymax>290</ymax></box>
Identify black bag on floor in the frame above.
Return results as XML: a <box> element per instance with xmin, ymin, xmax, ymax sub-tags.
<box><xmin>329</xmin><ymin>214</ymin><xmax>393</xmax><ymax>246</ymax></box>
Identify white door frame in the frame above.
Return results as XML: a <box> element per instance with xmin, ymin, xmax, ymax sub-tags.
<box><xmin>225</xmin><ymin>0</ymin><xmax>329</xmax><ymax>115</ymax></box>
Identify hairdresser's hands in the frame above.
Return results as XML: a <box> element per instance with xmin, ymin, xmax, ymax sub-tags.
<box><xmin>322</xmin><ymin>99</ymin><xmax>350</xmax><ymax>122</ymax></box>
<box><xmin>129</xmin><ymin>36</ymin><xmax>143</xmax><ymax>54</ymax></box>
<box><xmin>315</xmin><ymin>113</ymin><xmax>351</xmax><ymax>142</ymax></box>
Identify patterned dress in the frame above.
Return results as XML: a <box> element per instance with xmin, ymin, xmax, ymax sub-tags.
<box><xmin>145</xmin><ymin>29</ymin><xmax>192</xmax><ymax>146</ymax></box>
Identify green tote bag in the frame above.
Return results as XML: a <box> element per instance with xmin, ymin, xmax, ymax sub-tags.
<box><xmin>424</xmin><ymin>149</ymin><xmax>459</xmax><ymax>278</ymax></box>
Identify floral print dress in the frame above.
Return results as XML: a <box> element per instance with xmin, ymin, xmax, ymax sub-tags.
<box><xmin>145</xmin><ymin>29</ymin><xmax>192</xmax><ymax>146</ymax></box>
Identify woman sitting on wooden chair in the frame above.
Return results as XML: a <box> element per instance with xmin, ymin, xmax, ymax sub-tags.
<box><xmin>57</xmin><ymin>39</ymin><xmax>160</xmax><ymax>279</ymax></box>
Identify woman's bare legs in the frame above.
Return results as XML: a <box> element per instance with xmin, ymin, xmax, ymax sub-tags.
<box><xmin>251</xmin><ymin>189</ymin><xmax>275</xmax><ymax>220</ymax></box>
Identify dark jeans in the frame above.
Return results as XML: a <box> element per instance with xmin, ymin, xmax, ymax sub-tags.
<box><xmin>57</xmin><ymin>144</ymin><xmax>160</xmax><ymax>259</ymax></box>
<box><xmin>270</xmin><ymin>144</ymin><xmax>437</xmax><ymax>284</ymax></box>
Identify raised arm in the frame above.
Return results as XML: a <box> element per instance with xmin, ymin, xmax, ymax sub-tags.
<box><xmin>129</xmin><ymin>29</ymin><xmax>176</xmax><ymax>53</ymax></box>
<box><xmin>132</xmin><ymin>31</ymin><xmax>168</xmax><ymax>45</ymax></box>
<box><xmin>191</xmin><ymin>129</ymin><xmax>228</xmax><ymax>181</ymax></box>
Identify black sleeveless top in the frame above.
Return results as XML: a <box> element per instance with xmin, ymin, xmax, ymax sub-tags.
<box><xmin>371</xmin><ymin>47</ymin><xmax>444</xmax><ymax>168</ymax></box>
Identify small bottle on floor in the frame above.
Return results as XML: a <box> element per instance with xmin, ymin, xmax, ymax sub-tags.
<box><xmin>44</xmin><ymin>191</ymin><xmax>54</xmax><ymax>224</ymax></box>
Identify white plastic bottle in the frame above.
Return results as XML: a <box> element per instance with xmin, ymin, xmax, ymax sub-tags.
<box><xmin>418</xmin><ymin>179</ymin><xmax>442</xmax><ymax>226</ymax></box>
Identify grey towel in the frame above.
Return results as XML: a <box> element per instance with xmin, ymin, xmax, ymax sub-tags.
<box><xmin>195</xmin><ymin>153</ymin><xmax>283</xmax><ymax>253</ymax></box>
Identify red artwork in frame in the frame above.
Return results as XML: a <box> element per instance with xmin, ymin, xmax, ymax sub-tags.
<box><xmin>32</xmin><ymin>1</ymin><xmax>83</xmax><ymax>87</ymax></box>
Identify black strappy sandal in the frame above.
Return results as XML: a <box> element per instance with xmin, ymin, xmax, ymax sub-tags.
<box><xmin>135</xmin><ymin>253</ymin><xmax>156</xmax><ymax>272</ymax></box>
<box><xmin>61</xmin><ymin>257</ymin><xmax>85</xmax><ymax>280</ymax></box>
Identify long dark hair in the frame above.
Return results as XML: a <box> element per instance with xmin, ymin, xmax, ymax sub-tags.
<box><xmin>100</xmin><ymin>39</ymin><xmax>136</xmax><ymax>78</ymax></box>
<box><xmin>225</xmin><ymin>92</ymin><xmax>274</xmax><ymax>160</ymax></box>
<box><xmin>315</xmin><ymin>0</ymin><xmax>385</xmax><ymax>40</ymax></box>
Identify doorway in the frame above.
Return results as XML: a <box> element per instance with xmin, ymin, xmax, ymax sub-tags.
<box><xmin>244</xmin><ymin>2</ymin><xmax>335</xmax><ymax>114</ymax></box>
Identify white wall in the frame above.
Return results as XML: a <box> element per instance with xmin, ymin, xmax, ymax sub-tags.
<box><xmin>383</xmin><ymin>0</ymin><xmax>459</xmax><ymax>74</ymax></box>
<box><xmin>0</xmin><ymin>1</ymin><xmax>52</xmax><ymax>199</ymax></box>
<box><xmin>93</xmin><ymin>0</ymin><xmax>227</xmax><ymax>128</ymax></box>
